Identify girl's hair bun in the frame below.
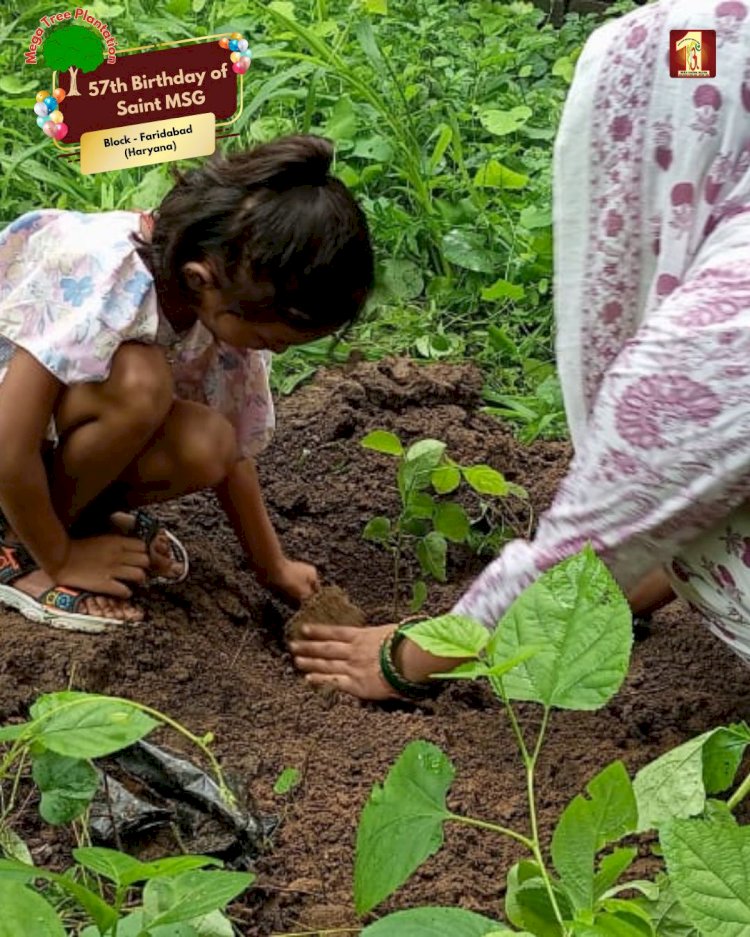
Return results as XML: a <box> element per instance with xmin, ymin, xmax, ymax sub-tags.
<box><xmin>203</xmin><ymin>134</ymin><xmax>334</xmax><ymax>192</ymax></box>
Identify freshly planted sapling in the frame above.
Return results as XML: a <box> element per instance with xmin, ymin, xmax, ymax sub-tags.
<box><xmin>353</xmin><ymin>547</ymin><xmax>750</xmax><ymax>936</ymax></box>
<box><xmin>360</xmin><ymin>430</ymin><xmax>526</xmax><ymax>615</ymax></box>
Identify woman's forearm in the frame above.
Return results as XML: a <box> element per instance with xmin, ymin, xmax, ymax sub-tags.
<box><xmin>215</xmin><ymin>457</ymin><xmax>285</xmax><ymax>575</ymax></box>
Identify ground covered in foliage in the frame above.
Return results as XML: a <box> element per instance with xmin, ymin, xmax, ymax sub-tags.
<box><xmin>0</xmin><ymin>361</ymin><xmax>748</xmax><ymax>936</ymax></box>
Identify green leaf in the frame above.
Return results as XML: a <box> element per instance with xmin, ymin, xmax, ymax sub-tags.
<box><xmin>0</xmin><ymin>723</ymin><xmax>29</xmax><ymax>743</ymax></box>
<box><xmin>489</xmin><ymin>547</ymin><xmax>632</xmax><ymax>710</ymax></box>
<box><xmin>363</xmin><ymin>0</ymin><xmax>388</xmax><ymax>11</ymax></box>
<box><xmin>505</xmin><ymin>860</ymin><xmax>568</xmax><ymax>936</ymax></box>
<box><xmin>269</xmin><ymin>0</ymin><xmax>296</xmax><ymax>18</ymax></box>
<box><xmin>30</xmin><ymin>692</ymin><xmax>158</xmax><ymax>759</ymax></box>
<box><xmin>323</xmin><ymin>94</ymin><xmax>357</xmax><ymax>142</ymax></box>
<box><xmin>473</xmin><ymin>160</ymin><xmax>529</xmax><ymax>190</ymax></box>
<box><xmin>399</xmin><ymin>440</ymin><xmax>447</xmax><ymax>498</ymax></box>
<box><xmin>74</xmin><ymin>848</ymin><xmax>220</xmax><ymax>888</ymax></box>
<box><xmin>661</xmin><ymin>818</ymin><xmax>750</xmax><ymax>936</ymax></box>
<box><xmin>594</xmin><ymin>847</ymin><xmax>638</xmax><ymax>899</ymax></box>
<box><xmin>361</xmin><ymin>907</ymin><xmax>513</xmax><ymax>935</ymax></box>
<box><xmin>407</xmin><ymin>492</ymin><xmax>437</xmax><ymax>520</ymax></box>
<box><xmin>633</xmin><ymin>724</ymin><xmax>750</xmax><ymax>831</ymax></box>
<box><xmin>0</xmin><ymin>859</ymin><xmax>117</xmax><ymax>931</ymax></box>
<box><xmin>520</xmin><ymin>205</ymin><xmax>553</xmax><ymax>229</ymax></box>
<box><xmin>479</xmin><ymin>106</ymin><xmax>533</xmax><ymax>136</ymax></box>
<box><xmin>428</xmin><ymin>124</ymin><xmax>453</xmax><ymax>172</ymax></box>
<box><xmin>431</xmin><ymin>647</ymin><xmax>540</xmax><ymax>681</ymax></box>
<box><xmin>481</xmin><ymin>278</ymin><xmax>526</xmax><ymax>302</ymax></box>
<box><xmin>364</xmin><ymin>516</ymin><xmax>392</xmax><ymax>542</ymax></box>
<box><xmin>433</xmin><ymin>502</ymin><xmax>470</xmax><ymax>543</ymax></box>
<box><xmin>0</xmin><ymin>828</ymin><xmax>32</xmax><ymax>866</ymax></box>
<box><xmin>361</xmin><ymin>430</ymin><xmax>403</xmax><ymax>456</ymax></box>
<box><xmin>354</xmin><ymin>741</ymin><xmax>454</xmax><ymax>914</ymax></box>
<box><xmin>381</xmin><ymin>259</ymin><xmax>424</xmax><ymax>301</ymax></box>
<box><xmin>0</xmin><ymin>882</ymin><xmax>65</xmax><ymax>937</ymax></box>
<box><xmin>82</xmin><ymin>911</ymin><xmax>200</xmax><ymax>937</ymax></box>
<box><xmin>192</xmin><ymin>911</ymin><xmax>234</xmax><ymax>936</ymax></box>
<box><xmin>553</xmin><ymin>55</ymin><xmax>575</xmax><ymax>84</ymax></box>
<box><xmin>635</xmin><ymin>878</ymin><xmax>699</xmax><ymax>937</ymax></box>
<box><xmin>273</xmin><ymin>767</ymin><xmax>301</xmax><ymax>795</ymax></box>
<box><xmin>416</xmin><ymin>531</ymin><xmax>447</xmax><ymax>582</ymax></box>
<box><xmin>406</xmin><ymin>615</ymin><xmax>489</xmax><ymax>659</ymax></box>
<box><xmin>552</xmin><ymin>761</ymin><xmax>638</xmax><ymax>912</ymax></box>
<box><xmin>410</xmin><ymin>580</ymin><xmax>428</xmax><ymax>613</ymax></box>
<box><xmin>442</xmin><ymin>229</ymin><xmax>500</xmax><ymax>274</ymax></box>
<box><xmin>32</xmin><ymin>750</ymin><xmax>99</xmax><ymax>824</ymax></box>
<box><xmin>0</xmin><ymin>77</ymin><xmax>37</xmax><ymax>94</ymax></box>
<box><xmin>405</xmin><ymin>439</ymin><xmax>446</xmax><ymax>465</ymax></box>
<box><xmin>431</xmin><ymin>465</ymin><xmax>461</xmax><ymax>495</ymax></box>
<box><xmin>462</xmin><ymin>465</ymin><xmax>509</xmax><ymax>496</ymax></box>
<box><xmin>144</xmin><ymin>870</ymin><xmax>254</xmax><ymax>927</ymax></box>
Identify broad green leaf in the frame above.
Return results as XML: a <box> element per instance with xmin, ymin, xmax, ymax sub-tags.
<box><xmin>442</xmin><ymin>229</ymin><xmax>500</xmax><ymax>274</ymax></box>
<box><xmin>361</xmin><ymin>907</ymin><xmax>514</xmax><ymax>935</ymax></box>
<box><xmin>462</xmin><ymin>465</ymin><xmax>509</xmax><ymax>496</ymax></box>
<box><xmin>594</xmin><ymin>847</ymin><xmax>638</xmax><ymax>899</ymax></box>
<box><xmin>381</xmin><ymin>259</ymin><xmax>424</xmax><ymax>301</ymax></box>
<box><xmin>520</xmin><ymin>205</ymin><xmax>552</xmax><ymax>229</ymax></box>
<box><xmin>363</xmin><ymin>516</ymin><xmax>392</xmax><ymax>542</ymax></box>
<box><xmin>363</xmin><ymin>0</ymin><xmax>388</xmax><ymax>12</ymax></box>
<box><xmin>431</xmin><ymin>464</ymin><xmax>461</xmax><ymax>494</ymax></box>
<box><xmin>361</xmin><ymin>430</ymin><xmax>403</xmax><ymax>456</ymax></box>
<box><xmin>0</xmin><ymin>859</ymin><xmax>117</xmax><ymax>931</ymax></box>
<box><xmin>74</xmin><ymin>848</ymin><xmax>219</xmax><ymax>888</ymax></box>
<box><xmin>354</xmin><ymin>741</ymin><xmax>454</xmax><ymax>914</ymax></box>
<box><xmin>552</xmin><ymin>761</ymin><xmax>638</xmax><ymax>912</ymax></box>
<box><xmin>633</xmin><ymin>724</ymin><xmax>750</xmax><ymax>831</ymax></box>
<box><xmin>434</xmin><ymin>502</ymin><xmax>470</xmax><ymax>543</ymax></box>
<box><xmin>481</xmin><ymin>278</ymin><xmax>526</xmax><ymax>302</ymax></box>
<box><xmin>432</xmin><ymin>647</ymin><xmax>540</xmax><ymax>680</ymax></box>
<box><xmin>416</xmin><ymin>531</ymin><xmax>447</xmax><ymax>582</ymax></box>
<box><xmin>553</xmin><ymin>55</ymin><xmax>575</xmax><ymax>84</ymax></box>
<box><xmin>192</xmin><ymin>911</ymin><xmax>234</xmax><ymax>937</ymax></box>
<box><xmin>575</xmin><ymin>910</ymin><xmax>653</xmax><ymax>936</ymax></box>
<box><xmin>405</xmin><ymin>439</ymin><xmax>446</xmax><ymax>464</ymax></box>
<box><xmin>479</xmin><ymin>106</ymin><xmax>533</xmax><ymax>136</ymax></box>
<box><xmin>0</xmin><ymin>723</ymin><xmax>29</xmax><ymax>743</ymax></box>
<box><xmin>269</xmin><ymin>0</ymin><xmax>295</xmax><ymax>18</ymax></box>
<box><xmin>410</xmin><ymin>580</ymin><xmax>428</xmax><ymax>613</ymax></box>
<box><xmin>635</xmin><ymin>877</ymin><xmax>699</xmax><ymax>937</ymax></box>
<box><xmin>399</xmin><ymin>441</ymin><xmax>447</xmax><ymax>497</ymax></box>
<box><xmin>407</xmin><ymin>492</ymin><xmax>437</xmax><ymax>520</ymax></box>
<box><xmin>32</xmin><ymin>750</ymin><xmax>99</xmax><ymax>824</ymax></box>
<box><xmin>82</xmin><ymin>911</ymin><xmax>199</xmax><ymax>937</ymax></box>
<box><xmin>473</xmin><ymin>160</ymin><xmax>529</xmax><ymax>190</ymax></box>
<box><xmin>273</xmin><ymin>767</ymin><xmax>301</xmax><ymax>795</ymax></box>
<box><xmin>323</xmin><ymin>94</ymin><xmax>357</xmax><ymax>142</ymax></box>
<box><xmin>662</xmin><ymin>818</ymin><xmax>750</xmax><ymax>937</ymax></box>
<box><xmin>0</xmin><ymin>882</ymin><xmax>65</xmax><ymax>937</ymax></box>
<box><xmin>505</xmin><ymin>860</ymin><xmax>569</xmax><ymax>936</ymax></box>
<box><xmin>0</xmin><ymin>77</ymin><xmax>37</xmax><ymax>94</ymax></box>
<box><xmin>144</xmin><ymin>870</ymin><xmax>254</xmax><ymax>927</ymax></box>
<box><xmin>489</xmin><ymin>547</ymin><xmax>632</xmax><ymax>710</ymax></box>
<box><xmin>406</xmin><ymin>614</ymin><xmax>489</xmax><ymax>658</ymax></box>
<box><xmin>30</xmin><ymin>692</ymin><xmax>158</xmax><ymax>759</ymax></box>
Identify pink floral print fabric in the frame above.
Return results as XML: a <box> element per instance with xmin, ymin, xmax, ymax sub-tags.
<box><xmin>0</xmin><ymin>209</ymin><xmax>274</xmax><ymax>458</ymax></box>
<box><xmin>454</xmin><ymin>0</ymin><xmax>750</xmax><ymax>664</ymax></box>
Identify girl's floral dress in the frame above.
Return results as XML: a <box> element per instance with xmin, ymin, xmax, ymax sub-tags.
<box><xmin>454</xmin><ymin>0</ymin><xmax>750</xmax><ymax>667</ymax></box>
<box><xmin>0</xmin><ymin>209</ymin><xmax>274</xmax><ymax>459</ymax></box>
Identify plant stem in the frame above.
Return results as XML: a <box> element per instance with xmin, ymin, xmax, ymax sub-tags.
<box><xmin>728</xmin><ymin>767</ymin><xmax>750</xmax><ymax>811</ymax></box>
<box><xmin>393</xmin><ymin>528</ymin><xmax>403</xmax><ymax>620</ymax></box>
<box><xmin>449</xmin><ymin>813</ymin><xmax>534</xmax><ymax>850</ymax></box>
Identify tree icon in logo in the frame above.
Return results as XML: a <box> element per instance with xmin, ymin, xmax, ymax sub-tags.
<box><xmin>43</xmin><ymin>24</ymin><xmax>104</xmax><ymax>97</ymax></box>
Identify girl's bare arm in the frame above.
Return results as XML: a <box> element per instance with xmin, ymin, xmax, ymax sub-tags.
<box><xmin>0</xmin><ymin>348</ymin><xmax>69</xmax><ymax>573</ymax></box>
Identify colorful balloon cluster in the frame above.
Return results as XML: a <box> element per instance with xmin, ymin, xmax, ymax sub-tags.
<box><xmin>34</xmin><ymin>88</ymin><xmax>68</xmax><ymax>141</ymax></box>
<box><xmin>218</xmin><ymin>32</ymin><xmax>251</xmax><ymax>74</ymax></box>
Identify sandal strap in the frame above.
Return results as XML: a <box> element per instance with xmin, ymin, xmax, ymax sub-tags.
<box><xmin>132</xmin><ymin>509</ymin><xmax>159</xmax><ymax>548</ymax></box>
<box><xmin>0</xmin><ymin>540</ymin><xmax>38</xmax><ymax>586</ymax></box>
<box><xmin>36</xmin><ymin>585</ymin><xmax>96</xmax><ymax>616</ymax></box>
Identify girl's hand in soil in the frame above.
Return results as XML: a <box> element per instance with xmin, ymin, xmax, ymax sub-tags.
<box><xmin>264</xmin><ymin>557</ymin><xmax>320</xmax><ymax>603</ymax></box>
<box><xmin>53</xmin><ymin>535</ymin><xmax>151</xmax><ymax>598</ymax></box>
<box><xmin>291</xmin><ymin>624</ymin><xmax>459</xmax><ymax>700</ymax></box>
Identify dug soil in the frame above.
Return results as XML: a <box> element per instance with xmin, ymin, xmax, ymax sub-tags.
<box><xmin>1</xmin><ymin>358</ymin><xmax>748</xmax><ymax>936</ymax></box>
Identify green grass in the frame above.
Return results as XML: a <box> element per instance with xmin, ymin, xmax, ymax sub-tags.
<box><xmin>0</xmin><ymin>0</ymin><xmax>638</xmax><ymax>440</ymax></box>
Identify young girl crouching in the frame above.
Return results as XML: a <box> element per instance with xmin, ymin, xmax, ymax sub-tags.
<box><xmin>0</xmin><ymin>135</ymin><xmax>374</xmax><ymax>631</ymax></box>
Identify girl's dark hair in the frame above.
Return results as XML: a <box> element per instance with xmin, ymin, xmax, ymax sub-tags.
<box><xmin>135</xmin><ymin>135</ymin><xmax>374</xmax><ymax>332</ymax></box>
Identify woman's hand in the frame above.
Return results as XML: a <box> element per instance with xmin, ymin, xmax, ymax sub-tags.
<box><xmin>264</xmin><ymin>557</ymin><xmax>320</xmax><ymax>603</ymax></box>
<box><xmin>290</xmin><ymin>623</ymin><xmax>460</xmax><ymax>700</ymax></box>
<box><xmin>52</xmin><ymin>535</ymin><xmax>150</xmax><ymax>598</ymax></box>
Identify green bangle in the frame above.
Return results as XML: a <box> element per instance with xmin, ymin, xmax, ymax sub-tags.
<box><xmin>379</xmin><ymin>622</ymin><xmax>439</xmax><ymax>701</ymax></box>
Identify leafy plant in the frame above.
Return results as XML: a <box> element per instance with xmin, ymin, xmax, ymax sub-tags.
<box><xmin>360</xmin><ymin>429</ymin><xmax>527</xmax><ymax>615</ymax></box>
<box><xmin>0</xmin><ymin>691</ymin><xmax>252</xmax><ymax>935</ymax></box>
<box><xmin>353</xmin><ymin>546</ymin><xmax>750</xmax><ymax>936</ymax></box>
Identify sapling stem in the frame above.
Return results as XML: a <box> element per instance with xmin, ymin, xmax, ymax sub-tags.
<box><xmin>728</xmin><ymin>767</ymin><xmax>750</xmax><ymax>811</ymax></box>
<box><xmin>448</xmin><ymin>813</ymin><xmax>534</xmax><ymax>850</ymax></box>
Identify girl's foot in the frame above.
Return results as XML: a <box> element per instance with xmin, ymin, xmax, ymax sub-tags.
<box><xmin>9</xmin><ymin>567</ymin><xmax>142</xmax><ymax>623</ymax></box>
<box><xmin>109</xmin><ymin>511</ymin><xmax>188</xmax><ymax>584</ymax></box>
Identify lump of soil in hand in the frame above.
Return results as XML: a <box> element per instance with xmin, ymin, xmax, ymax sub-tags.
<box><xmin>286</xmin><ymin>585</ymin><xmax>366</xmax><ymax>643</ymax></box>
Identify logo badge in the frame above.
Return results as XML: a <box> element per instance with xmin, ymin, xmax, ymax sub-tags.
<box><xmin>670</xmin><ymin>29</ymin><xmax>717</xmax><ymax>78</ymax></box>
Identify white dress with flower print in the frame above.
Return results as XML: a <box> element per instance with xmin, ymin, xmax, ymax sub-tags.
<box><xmin>0</xmin><ymin>209</ymin><xmax>274</xmax><ymax>459</ymax></box>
